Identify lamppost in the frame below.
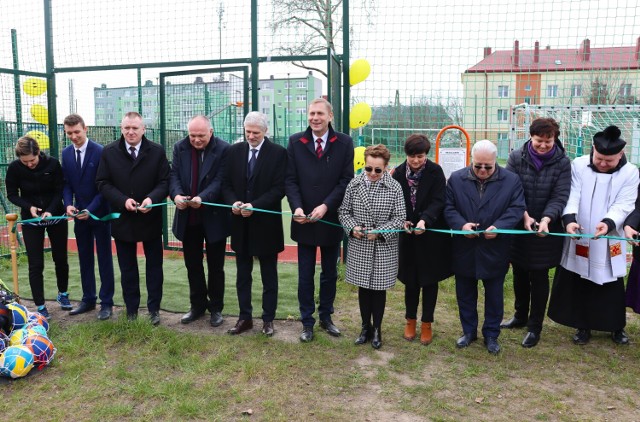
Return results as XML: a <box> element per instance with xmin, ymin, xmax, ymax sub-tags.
<box><xmin>287</xmin><ymin>72</ymin><xmax>291</xmax><ymax>139</ymax></box>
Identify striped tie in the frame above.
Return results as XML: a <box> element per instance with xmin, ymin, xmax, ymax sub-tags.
<box><xmin>315</xmin><ymin>139</ymin><xmax>323</xmax><ymax>158</ymax></box>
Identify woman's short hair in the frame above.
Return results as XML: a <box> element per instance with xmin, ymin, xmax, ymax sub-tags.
<box><xmin>404</xmin><ymin>134</ymin><xmax>430</xmax><ymax>156</ymax></box>
<box><xmin>529</xmin><ymin>117</ymin><xmax>560</xmax><ymax>141</ymax></box>
<box><xmin>243</xmin><ymin>111</ymin><xmax>269</xmax><ymax>132</ymax></box>
<box><xmin>365</xmin><ymin>144</ymin><xmax>391</xmax><ymax>165</ymax></box>
<box><xmin>15</xmin><ymin>136</ymin><xmax>40</xmax><ymax>157</ymax></box>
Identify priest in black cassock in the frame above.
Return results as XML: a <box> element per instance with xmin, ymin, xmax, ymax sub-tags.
<box><xmin>548</xmin><ymin>126</ymin><xmax>638</xmax><ymax>345</ymax></box>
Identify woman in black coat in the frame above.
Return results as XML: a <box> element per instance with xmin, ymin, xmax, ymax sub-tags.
<box><xmin>502</xmin><ymin>118</ymin><xmax>571</xmax><ymax>347</ymax></box>
<box><xmin>5</xmin><ymin>136</ymin><xmax>70</xmax><ymax>319</ymax></box>
<box><xmin>392</xmin><ymin>134</ymin><xmax>452</xmax><ymax>345</ymax></box>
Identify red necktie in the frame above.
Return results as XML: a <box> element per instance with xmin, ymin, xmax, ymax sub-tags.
<box><xmin>316</xmin><ymin>139</ymin><xmax>323</xmax><ymax>158</ymax></box>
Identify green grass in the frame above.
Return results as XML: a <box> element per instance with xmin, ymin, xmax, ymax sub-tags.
<box><xmin>2</xmin><ymin>257</ymin><xmax>640</xmax><ymax>420</ymax></box>
<box><xmin>0</xmin><ymin>252</ymin><xmax>302</xmax><ymax>318</ymax></box>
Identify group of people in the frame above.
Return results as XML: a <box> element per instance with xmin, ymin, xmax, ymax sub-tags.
<box><xmin>6</xmin><ymin>103</ymin><xmax>640</xmax><ymax>353</ymax></box>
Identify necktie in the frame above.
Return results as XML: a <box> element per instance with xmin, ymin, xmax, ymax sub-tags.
<box><xmin>247</xmin><ymin>148</ymin><xmax>257</xmax><ymax>178</ymax></box>
<box><xmin>129</xmin><ymin>146</ymin><xmax>137</xmax><ymax>160</ymax></box>
<box><xmin>76</xmin><ymin>149</ymin><xmax>82</xmax><ymax>170</ymax></box>
<box><xmin>316</xmin><ymin>139</ymin><xmax>323</xmax><ymax>158</ymax></box>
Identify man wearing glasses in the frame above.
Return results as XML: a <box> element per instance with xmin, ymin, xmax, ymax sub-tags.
<box><xmin>444</xmin><ymin>140</ymin><xmax>525</xmax><ymax>354</ymax></box>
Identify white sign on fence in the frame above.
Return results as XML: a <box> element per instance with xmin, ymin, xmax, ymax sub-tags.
<box><xmin>438</xmin><ymin>148</ymin><xmax>467</xmax><ymax>179</ymax></box>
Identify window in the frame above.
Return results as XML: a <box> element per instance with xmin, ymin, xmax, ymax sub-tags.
<box><xmin>277</xmin><ymin>89</ymin><xmax>282</xmax><ymax>94</ymax></box>
<box><xmin>124</xmin><ymin>90</ymin><xmax>131</xmax><ymax>97</ymax></box>
<box><xmin>497</xmin><ymin>109</ymin><xmax>508</xmax><ymax>122</ymax></box>
<box><xmin>261</xmin><ymin>95</ymin><xmax>270</xmax><ymax>102</ymax></box>
<box><xmin>497</xmin><ymin>132</ymin><xmax>509</xmax><ymax>142</ymax></box>
<box><xmin>571</xmin><ymin>84</ymin><xmax>582</xmax><ymax>97</ymax></box>
<box><xmin>96</xmin><ymin>91</ymin><xmax>105</xmax><ymax>98</ymax></box>
<box><xmin>296</xmin><ymin>94</ymin><xmax>307</xmax><ymax>101</ymax></box>
<box><xmin>261</xmin><ymin>108</ymin><xmax>269</xmax><ymax>114</ymax></box>
<box><xmin>285</xmin><ymin>95</ymin><xmax>292</xmax><ymax>102</ymax></box>
<box><xmin>297</xmin><ymin>81</ymin><xmax>306</xmax><ymax>88</ymax></box>
<box><xmin>284</xmin><ymin>82</ymin><xmax>289</xmax><ymax>88</ymax></box>
<box><xmin>497</xmin><ymin>85</ymin><xmax>509</xmax><ymax>97</ymax></box>
<box><xmin>620</xmin><ymin>84</ymin><xmax>632</xmax><ymax>97</ymax></box>
<box><xmin>546</xmin><ymin>85</ymin><xmax>558</xmax><ymax>97</ymax></box>
<box><xmin>297</xmin><ymin>108</ymin><xmax>306</xmax><ymax>114</ymax></box>
<box><xmin>524</xmin><ymin>97</ymin><xmax>532</xmax><ymax>104</ymax></box>
<box><xmin>524</xmin><ymin>85</ymin><xmax>531</xmax><ymax>92</ymax></box>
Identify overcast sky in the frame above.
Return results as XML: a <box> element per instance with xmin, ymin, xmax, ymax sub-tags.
<box><xmin>0</xmin><ymin>0</ymin><xmax>638</xmax><ymax>125</ymax></box>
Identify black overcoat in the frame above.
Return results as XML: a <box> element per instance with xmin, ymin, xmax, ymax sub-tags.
<box><xmin>392</xmin><ymin>160</ymin><xmax>453</xmax><ymax>286</ymax></box>
<box><xmin>222</xmin><ymin>138</ymin><xmax>286</xmax><ymax>256</ymax></box>
<box><xmin>95</xmin><ymin>136</ymin><xmax>170</xmax><ymax>242</ymax></box>
<box><xmin>169</xmin><ymin>135</ymin><xmax>230</xmax><ymax>243</ymax></box>
<box><xmin>285</xmin><ymin>124</ymin><xmax>354</xmax><ymax>246</ymax></box>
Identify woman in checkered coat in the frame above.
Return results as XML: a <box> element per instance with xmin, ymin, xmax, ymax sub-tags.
<box><xmin>339</xmin><ymin>144</ymin><xmax>406</xmax><ymax>349</ymax></box>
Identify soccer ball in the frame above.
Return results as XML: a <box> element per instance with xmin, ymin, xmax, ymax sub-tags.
<box><xmin>9</xmin><ymin>328</ymin><xmax>29</xmax><ymax>346</ymax></box>
<box><xmin>23</xmin><ymin>334</ymin><xmax>55</xmax><ymax>368</ymax></box>
<box><xmin>27</xmin><ymin>311</ymin><xmax>49</xmax><ymax>332</ymax></box>
<box><xmin>0</xmin><ymin>345</ymin><xmax>34</xmax><ymax>378</ymax></box>
<box><xmin>7</xmin><ymin>302</ymin><xmax>28</xmax><ymax>331</ymax></box>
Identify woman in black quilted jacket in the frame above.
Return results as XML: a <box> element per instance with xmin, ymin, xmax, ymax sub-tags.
<box><xmin>501</xmin><ymin>118</ymin><xmax>571</xmax><ymax>347</ymax></box>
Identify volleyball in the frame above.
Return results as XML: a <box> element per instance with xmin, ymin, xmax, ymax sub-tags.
<box><xmin>0</xmin><ymin>345</ymin><xmax>35</xmax><ymax>378</ymax></box>
<box><xmin>23</xmin><ymin>334</ymin><xmax>55</xmax><ymax>368</ymax></box>
<box><xmin>28</xmin><ymin>311</ymin><xmax>49</xmax><ymax>332</ymax></box>
<box><xmin>7</xmin><ymin>302</ymin><xmax>28</xmax><ymax>330</ymax></box>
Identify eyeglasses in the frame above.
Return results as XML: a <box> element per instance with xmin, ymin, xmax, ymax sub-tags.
<box><xmin>364</xmin><ymin>166</ymin><xmax>383</xmax><ymax>174</ymax></box>
<box><xmin>473</xmin><ymin>164</ymin><xmax>494</xmax><ymax>170</ymax></box>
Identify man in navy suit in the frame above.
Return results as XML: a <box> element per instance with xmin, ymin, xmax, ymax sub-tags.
<box><xmin>170</xmin><ymin>116</ymin><xmax>230</xmax><ymax>327</ymax></box>
<box><xmin>285</xmin><ymin>98</ymin><xmax>354</xmax><ymax>342</ymax></box>
<box><xmin>61</xmin><ymin>114</ymin><xmax>115</xmax><ymax>320</ymax></box>
<box><xmin>222</xmin><ymin>112</ymin><xmax>287</xmax><ymax>337</ymax></box>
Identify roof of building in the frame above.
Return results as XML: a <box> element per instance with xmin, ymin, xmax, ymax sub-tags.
<box><xmin>466</xmin><ymin>45</ymin><xmax>640</xmax><ymax>73</ymax></box>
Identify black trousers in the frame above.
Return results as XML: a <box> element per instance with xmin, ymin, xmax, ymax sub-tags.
<box><xmin>182</xmin><ymin>224</ymin><xmax>226</xmax><ymax>313</ymax></box>
<box><xmin>114</xmin><ymin>237</ymin><xmax>163</xmax><ymax>314</ymax></box>
<box><xmin>358</xmin><ymin>287</ymin><xmax>387</xmax><ymax>328</ymax></box>
<box><xmin>235</xmin><ymin>252</ymin><xmax>278</xmax><ymax>322</ymax></box>
<box><xmin>22</xmin><ymin>221</ymin><xmax>69</xmax><ymax>306</ymax></box>
<box><xmin>405</xmin><ymin>282</ymin><xmax>439</xmax><ymax>322</ymax></box>
<box><xmin>512</xmin><ymin>265</ymin><xmax>550</xmax><ymax>334</ymax></box>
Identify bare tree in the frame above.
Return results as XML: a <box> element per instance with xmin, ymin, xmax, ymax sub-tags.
<box><xmin>269</xmin><ymin>0</ymin><xmax>376</xmax><ymax>77</ymax></box>
<box><xmin>587</xmin><ymin>74</ymin><xmax>634</xmax><ymax>105</ymax></box>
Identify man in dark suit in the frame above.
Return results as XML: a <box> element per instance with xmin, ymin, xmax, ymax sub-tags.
<box><xmin>61</xmin><ymin>114</ymin><xmax>115</xmax><ymax>320</ymax></box>
<box><xmin>285</xmin><ymin>98</ymin><xmax>354</xmax><ymax>342</ymax></box>
<box><xmin>222</xmin><ymin>111</ymin><xmax>286</xmax><ymax>337</ymax></box>
<box><xmin>96</xmin><ymin>111</ymin><xmax>170</xmax><ymax>325</ymax></box>
<box><xmin>170</xmin><ymin>115</ymin><xmax>230</xmax><ymax>327</ymax></box>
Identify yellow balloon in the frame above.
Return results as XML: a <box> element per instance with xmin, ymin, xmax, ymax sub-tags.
<box><xmin>350</xmin><ymin>103</ymin><xmax>372</xmax><ymax>130</ymax></box>
<box><xmin>26</xmin><ymin>130</ymin><xmax>50</xmax><ymax>150</ymax></box>
<box><xmin>23</xmin><ymin>78</ymin><xmax>47</xmax><ymax>96</ymax></box>
<box><xmin>349</xmin><ymin>59</ymin><xmax>371</xmax><ymax>86</ymax></box>
<box><xmin>353</xmin><ymin>146</ymin><xmax>366</xmax><ymax>172</ymax></box>
<box><xmin>30</xmin><ymin>104</ymin><xmax>49</xmax><ymax>125</ymax></box>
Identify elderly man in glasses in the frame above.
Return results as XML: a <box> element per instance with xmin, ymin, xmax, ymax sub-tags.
<box><xmin>444</xmin><ymin>140</ymin><xmax>526</xmax><ymax>354</ymax></box>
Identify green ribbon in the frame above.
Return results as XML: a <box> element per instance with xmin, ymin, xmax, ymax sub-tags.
<box><xmin>13</xmin><ymin>211</ymin><xmax>121</xmax><ymax>232</ymax></box>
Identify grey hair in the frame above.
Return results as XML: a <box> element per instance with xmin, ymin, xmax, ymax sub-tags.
<box><xmin>471</xmin><ymin>139</ymin><xmax>497</xmax><ymax>158</ymax></box>
<box><xmin>187</xmin><ymin>115</ymin><xmax>212</xmax><ymax>130</ymax></box>
<box><xmin>243</xmin><ymin>111</ymin><xmax>268</xmax><ymax>132</ymax></box>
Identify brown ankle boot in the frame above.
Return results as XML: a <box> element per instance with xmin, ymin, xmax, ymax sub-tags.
<box><xmin>403</xmin><ymin>319</ymin><xmax>417</xmax><ymax>341</ymax></box>
<box><xmin>420</xmin><ymin>322</ymin><xmax>433</xmax><ymax>345</ymax></box>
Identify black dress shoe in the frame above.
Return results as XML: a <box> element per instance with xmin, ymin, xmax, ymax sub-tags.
<box><xmin>484</xmin><ymin>337</ymin><xmax>501</xmax><ymax>354</ymax></box>
<box><xmin>611</xmin><ymin>330</ymin><xmax>629</xmax><ymax>345</ymax></box>
<box><xmin>262</xmin><ymin>321</ymin><xmax>274</xmax><ymax>337</ymax></box>
<box><xmin>210</xmin><ymin>311</ymin><xmax>224</xmax><ymax>327</ymax></box>
<box><xmin>521</xmin><ymin>331</ymin><xmax>540</xmax><ymax>348</ymax></box>
<box><xmin>572</xmin><ymin>328</ymin><xmax>591</xmax><ymax>345</ymax></box>
<box><xmin>69</xmin><ymin>301</ymin><xmax>96</xmax><ymax>316</ymax></box>
<box><xmin>126</xmin><ymin>312</ymin><xmax>138</xmax><ymax>321</ymax></box>
<box><xmin>371</xmin><ymin>327</ymin><xmax>382</xmax><ymax>349</ymax></box>
<box><xmin>227</xmin><ymin>319</ymin><xmax>253</xmax><ymax>335</ymax></box>
<box><xmin>456</xmin><ymin>333</ymin><xmax>478</xmax><ymax>348</ymax></box>
<box><xmin>354</xmin><ymin>324</ymin><xmax>372</xmax><ymax>345</ymax></box>
<box><xmin>299</xmin><ymin>326</ymin><xmax>314</xmax><ymax>342</ymax></box>
<box><xmin>97</xmin><ymin>305</ymin><xmax>113</xmax><ymax>321</ymax></box>
<box><xmin>180</xmin><ymin>309</ymin><xmax>205</xmax><ymax>324</ymax></box>
<box><xmin>500</xmin><ymin>317</ymin><xmax>527</xmax><ymax>329</ymax></box>
<box><xmin>149</xmin><ymin>311</ymin><xmax>160</xmax><ymax>326</ymax></box>
<box><xmin>320</xmin><ymin>319</ymin><xmax>341</xmax><ymax>337</ymax></box>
